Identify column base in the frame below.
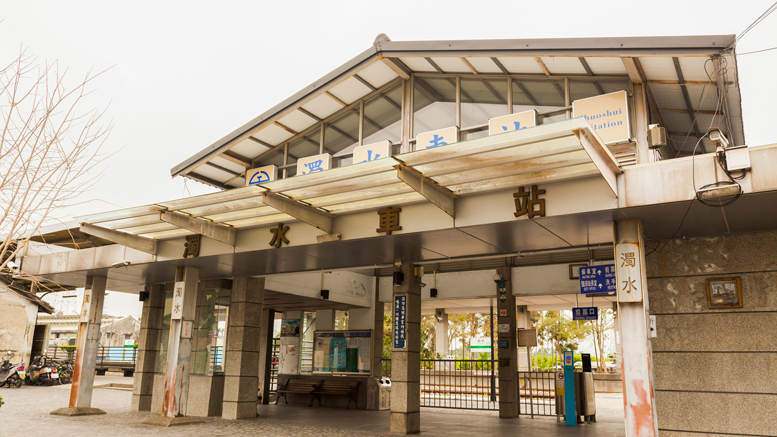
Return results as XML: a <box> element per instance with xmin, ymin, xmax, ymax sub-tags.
<box><xmin>50</xmin><ymin>407</ymin><xmax>107</xmax><ymax>416</ymax></box>
<box><xmin>390</xmin><ymin>411</ymin><xmax>420</xmax><ymax>434</ymax></box>
<box><xmin>141</xmin><ymin>416</ymin><xmax>203</xmax><ymax>427</ymax></box>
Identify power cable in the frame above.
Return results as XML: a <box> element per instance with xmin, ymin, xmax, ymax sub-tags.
<box><xmin>731</xmin><ymin>1</ymin><xmax>777</xmax><ymax>47</ymax></box>
<box><xmin>737</xmin><ymin>46</ymin><xmax>777</xmax><ymax>56</ymax></box>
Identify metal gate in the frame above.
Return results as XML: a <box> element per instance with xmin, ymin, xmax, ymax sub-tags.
<box><xmin>518</xmin><ymin>371</ymin><xmax>561</xmax><ymax>418</ymax></box>
<box><xmin>420</xmin><ymin>359</ymin><xmax>498</xmax><ymax>410</ymax></box>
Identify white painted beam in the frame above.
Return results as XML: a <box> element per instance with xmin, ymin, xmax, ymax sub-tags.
<box><xmin>159</xmin><ymin>210</ymin><xmax>235</xmax><ymax>246</ymax></box>
<box><xmin>396</xmin><ymin>164</ymin><xmax>456</xmax><ymax>217</ymax></box>
<box><xmin>79</xmin><ymin>223</ymin><xmax>157</xmax><ymax>255</ymax></box>
<box><xmin>573</xmin><ymin>127</ymin><xmax>621</xmax><ymax>197</ymax></box>
<box><xmin>262</xmin><ymin>192</ymin><xmax>334</xmax><ymax>233</ymax></box>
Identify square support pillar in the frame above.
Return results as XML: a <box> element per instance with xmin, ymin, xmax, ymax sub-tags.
<box><xmin>131</xmin><ymin>284</ymin><xmax>166</xmax><ymax>412</ymax></box>
<box><xmin>162</xmin><ymin>266</ymin><xmax>199</xmax><ymax>418</ymax></box>
<box><xmin>222</xmin><ymin>277</ymin><xmax>265</xmax><ymax>420</ymax></box>
<box><xmin>615</xmin><ymin>219</ymin><xmax>659</xmax><ymax>436</ymax></box>
<box><xmin>51</xmin><ymin>275</ymin><xmax>107</xmax><ymax>416</ymax></box>
<box><xmin>496</xmin><ymin>266</ymin><xmax>519</xmax><ymax>418</ymax></box>
<box><xmin>258</xmin><ymin>308</ymin><xmax>275</xmax><ymax>404</ymax></box>
<box><xmin>390</xmin><ymin>263</ymin><xmax>421</xmax><ymax>434</ymax></box>
<box><xmin>434</xmin><ymin>310</ymin><xmax>449</xmax><ymax>357</ymax></box>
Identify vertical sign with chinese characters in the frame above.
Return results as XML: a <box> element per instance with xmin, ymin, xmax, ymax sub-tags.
<box><xmin>353</xmin><ymin>141</ymin><xmax>391</xmax><ymax>164</ymax></box>
<box><xmin>488</xmin><ymin>110</ymin><xmax>537</xmax><ymax>135</ymax></box>
<box><xmin>171</xmin><ymin>281</ymin><xmax>185</xmax><ymax>320</ymax></box>
<box><xmin>579</xmin><ymin>264</ymin><xmax>616</xmax><ymax>294</ymax></box>
<box><xmin>393</xmin><ymin>295</ymin><xmax>407</xmax><ymax>349</ymax></box>
<box><xmin>416</xmin><ymin>126</ymin><xmax>459</xmax><ymax>151</ymax></box>
<box><xmin>297</xmin><ymin>153</ymin><xmax>332</xmax><ymax>176</ymax></box>
<box><xmin>616</xmin><ymin>243</ymin><xmax>644</xmax><ymax>302</ymax></box>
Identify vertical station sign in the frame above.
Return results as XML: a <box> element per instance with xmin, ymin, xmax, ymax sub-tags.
<box><xmin>416</xmin><ymin>126</ymin><xmax>459</xmax><ymax>150</ymax></box>
<box><xmin>393</xmin><ymin>295</ymin><xmax>407</xmax><ymax>349</ymax></box>
<box><xmin>616</xmin><ymin>243</ymin><xmax>644</xmax><ymax>302</ymax></box>
<box><xmin>488</xmin><ymin>110</ymin><xmax>537</xmax><ymax>135</ymax></box>
<box><xmin>171</xmin><ymin>281</ymin><xmax>185</xmax><ymax>320</ymax></box>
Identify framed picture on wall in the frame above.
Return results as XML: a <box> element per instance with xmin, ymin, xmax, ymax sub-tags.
<box><xmin>569</xmin><ymin>263</ymin><xmax>588</xmax><ymax>280</ymax></box>
<box><xmin>706</xmin><ymin>277</ymin><xmax>743</xmax><ymax>309</ymax></box>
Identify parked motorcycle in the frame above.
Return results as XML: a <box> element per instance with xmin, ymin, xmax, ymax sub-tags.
<box><xmin>25</xmin><ymin>356</ymin><xmax>56</xmax><ymax>386</ymax></box>
<box><xmin>0</xmin><ymin>351</ymin><xmax>24</xmax><ymax>388</ymax></box>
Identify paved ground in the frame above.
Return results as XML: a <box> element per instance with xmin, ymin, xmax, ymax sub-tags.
<box><xmin>0</xmin><ymin>376</ymin><xmax>625</xmax><ymax>436</ymax></box>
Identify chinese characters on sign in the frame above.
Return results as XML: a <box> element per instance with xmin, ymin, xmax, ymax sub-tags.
<box><xmin>269</xmin><ymin>223</ymin><xmax>290</xmax><ymax>248</ymax></box>
<box><xmin>393</xmin><ymin>295</ymin><xmax>407</xmax><ymax>349</ymax></box>
<box><xmin>353</xmin><ymin>141</ymin><xmax>391</xmax><ymax>164</ymax></box>
<box><xmin>416</xmin><ymin>126</ymin><xmax>459</xmax><ymax>151</ymax></box>
<box><xmin>488</xmin><ymin>110</ymin><xmax>537</xmax><ymax>135</ymax></box>
<box><xmin>376</xmin><ymin>207</ymin><xmax>402</xmax><ymax>235</ymax></box>
<box><xmin>615</xmin><ymin>243</ymin><xmax>643</xmax><ymax>302</ymax></box>
<box><xmin>182</xmin><ymin>234</ymin><xmax>201</xmax><ymax>258</ymax></box>
<box><xmin>171</xmin><ymin>281</ymin><xmax>185</xmax><ymax>320</ymax></box>
<box><xmin>297</xmin><ymin>154</ymin><xmax>332</xmax><ymax>176</ymax></box>
<box><xmin>245</xmin><ymin>165</ymin><xmax>278</xmax><ymax>186</ymax></box>
<box><xmin>514</xmin><ymin>185</ymin><xmax>546</xmax><ymax>218</ymax></box>
<box><xmin>579</xmin><ymin>264</ymin><xmax>616</xmax><ymax>294</ymax></box>
<box><xmin>572</xmin><ymin>307</ymin><xmax>599</xmax><ymax>321</ymax></box>
<box><xmin>79</xmin><ymin>291</ymin><xmax>92</xmax><ymax>322</ymax></box>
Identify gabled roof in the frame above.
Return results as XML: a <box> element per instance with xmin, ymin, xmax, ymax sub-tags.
<box><xmin>0</xmin><ymin>276</ymin><xmax>55</xmax><ymax>314</ymax></box>
<box><xmin>170</xmin><ymin>34</ymin><xmax>744</xmax><ymax>190</ymax></box>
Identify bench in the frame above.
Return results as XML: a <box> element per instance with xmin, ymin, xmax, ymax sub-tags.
<box><xmin>275</xmin><ymin>378</ymin><xmax>321</xmax><ymax>406</ymax></box>
<box><xmin>311</xmin><ymin>379</ymin><xmax>361</xmax><ymax>409</ymax></box>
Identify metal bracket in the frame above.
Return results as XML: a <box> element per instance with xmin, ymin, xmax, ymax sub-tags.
<box><xmin>79</xmin><ymin>223</ymin><xmax>157</xmax><ymax>255</ymax></box>
<box><xmin>395</xmin><ymin>164</ymin><xmax>456</xmax><ymax>218</ymax></box>
<box><xmin>262</xmin><ymin>192</ymin><xmax>334</xmax><ymax>233</ymax></box>
<box><xmin>160</xmin><ymin>210</ymin><xmax>236</xmax><ymax>246</ymax></box>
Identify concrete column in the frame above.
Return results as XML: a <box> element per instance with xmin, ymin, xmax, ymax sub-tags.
<box><xmin>434</xmin><ymin>310</ymin><xmax>449</xmax><ymax>357</ymax></box>
<box><xmin>516</xmin><ymin>305</ymin><xmax>530</xmax><ymax>371</ymax></box>
<box><xmin>144</xmin><ymin>266</ymin><xmax>199</xmax><ymax>426</ymax></box>
<box><xmin>258</xmin><ymin>308</ymin><xmax>275</xmax><ymax>404</ymax></box>
<box><xmin>496</xmin><ymin>266</ymin><xmax>519</xmax><ymax>418</ymax></box>
<box><xmin>222</xmin><ymin>277</ymin><xmax>265</xmax><ymax>419</ymax></box>
<box><xmin>390</xmin><ymin>263</ymin><xmax>421</xmax><ymax>434</ymax></box>
<box><xmin>131</xmin><ymin>284</ymin><xmax>165</xmax><ymax>411</ymax></box>
<box><xmin>51</xmin><ymin>275</ymin><xmax>107</xmax><ymax>416</ymax></box>
<box><xmin>614</xmin><ymin>219</ymin><xmax>658</xmax><ymax>436</ymax></box>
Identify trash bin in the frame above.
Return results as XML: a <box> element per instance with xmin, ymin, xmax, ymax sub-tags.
<box><xmin>378</xmin><ymin>377</ymin><xmax>391</xmax><ymax>410</ymax></box>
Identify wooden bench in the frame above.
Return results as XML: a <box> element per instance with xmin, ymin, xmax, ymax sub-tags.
<box><xmin>311</xmin><ymin>379</ymin><xmax>361</xmax><ymax>409</ymax></box>
<box><xmin>275</xmin><ymin>378</ymin><xmax>321</xmax><ymax>406</ymax></box>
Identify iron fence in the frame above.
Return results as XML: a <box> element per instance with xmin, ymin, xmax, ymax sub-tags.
<box><xmin>270</xmin><ymin>338</ymin><xmax>279</xmax><ymax>394</ymax></box>
<box><xmin>420</xmin><ymin>359</ymin><xmax>499</xmax><ymax>411</ymax></box>
<box><xmin>518</xmin><ymin>371</ymin><xmax>561</xmax><ymax>418</ymax></box>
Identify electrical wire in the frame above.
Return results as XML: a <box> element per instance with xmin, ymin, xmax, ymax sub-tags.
<box><xmin>731</xmin><ymin>1</ymin><xmax>777</xmax><ymax>47</ymax></box>
<box><xmin>737</xmin><ymin>46</ymin><xmax>777</xmax><ymax>56</ymax></box>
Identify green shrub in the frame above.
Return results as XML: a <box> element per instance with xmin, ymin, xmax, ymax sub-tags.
<box><xmin>0</xmin><ymin>395</ymin><xmax>4</xmax><ymax>407</ymax></box>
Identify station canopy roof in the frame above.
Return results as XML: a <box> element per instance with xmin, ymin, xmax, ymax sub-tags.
<box><xmin>170</xmin><ymin>34</ymin><xmax>745</xmax><ymax>191</ymax></box>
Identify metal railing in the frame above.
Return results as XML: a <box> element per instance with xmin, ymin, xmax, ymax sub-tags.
<box><xmin>518</xmin><ymin>371</ymin><xmax>561</xmax><ymax>418</ymax></box>
<box><xmin>420</xmin><ymin>359</ymin><xmax>498</xmax><ymax>411</ymax></box>
<box><xmin>45</xmin><ymin>345</ymin><xmax>138</xmax><ymax>368</ymax></box>
<box><xmin>270</xmin><ymin>338</ymin><xmax>279</xmax><ymax>394</ymax></box>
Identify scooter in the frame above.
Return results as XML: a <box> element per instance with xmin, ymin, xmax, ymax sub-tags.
<box><xmin>25</xmin><ymin>356</ymin><xmax>56</xmax><ymax>386</ymax></box>
<box><xmin>0</xmin><ymin>351</ymin><xmax>24</xmax><ymax>388</ymax></box>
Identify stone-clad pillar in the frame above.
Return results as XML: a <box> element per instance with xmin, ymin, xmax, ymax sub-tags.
<box><xmin>222</xmin><ymin>277</ymin><xmax>265</xmax><ymax>419</ymax></box>
<box><xmin>258</xmin><ymin>308</ymin><xmax>275</xmax><ymax>405</ymax></box>
<box><xmin>51</xmin><ymin>275</ymin><xmax>107</xmax><ymax>416</ymax></box>
<box><xmin>615</xmin><ymin>219</ymin><xmax>658</xmax><ymax>436</ymax></box>
<box><xmin>496</xmin><ymin>266</ymin><xmax>519</xmax><ymax>418</ymax></box>
<box><xmin>390</xmin><ymin>263</ymin><xmax>421</xmax><ymax>434</ymax></box>
<box><xmin>131</xmin><ymin>284</ymin><xmax>165</xmax><ymax>411</ymax></box>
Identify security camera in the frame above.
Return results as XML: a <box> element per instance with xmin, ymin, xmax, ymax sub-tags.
<box><xmin>6</xmin><ymin>261</ymin><xmax>17</xmax><ymax>270</ymax></box>
<box><xmin>493</xmin><ymin>272</ymin><xmax>502</xmax><ymax>283</ymax></box>
<box><xmin>708</xmin><ymin>128</ymin><xmax>729</xmax><ymax>149</ymax></box>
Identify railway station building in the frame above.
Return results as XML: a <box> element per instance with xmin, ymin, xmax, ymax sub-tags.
<box><xmin>18</xmin><ymin>34</ymin><xmax>777</xmax><ymax>436</ymax></box>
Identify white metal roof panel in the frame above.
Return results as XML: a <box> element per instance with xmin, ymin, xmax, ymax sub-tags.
<box><xmin>429</xmin><ymin>57</ymin><xmax>470</xmax><ymax>73</ymax></box>
<box><xmin>582</xmin><ymin>57</ymin><xmax>628</xmax><ymax>75</ymax></box>
<box><xmin>398</xmin><ymin>57</ymin><xmax>436</xmax><ymax>72</ymax></box>
<box><xmin>192</xmin><ymin>164</ymin><xmax>235</xmax><ymax>183</ymax></box>
<box><xmin>210</xmin><ymin>155</ymin><xmax>245</xmax><ymax>174</ymax></box>
<box><xmin>356</xmin><ymin>61</ymin><xmax>398</xmax><ymax>88</ymax></box>
<box><xmin>328</xmin><ymin>76</ymin><xmax>372</xmax><ymax>105</ymax></box>
<box><xmin>677</xmin><ymin>57</ymin><xmax>712</xmax><ymax>82</ymax></box>
<box><xmin>227</xmin><ymin>138</ymin><xmax>269</xmax><ymax>159</ymax></box>
<box><xmin>277</xmin><ymin>110</ymin><xmax>318</xmax><ymax>132</ymax></box>
<box><xmin>539</xmin><ymin>57</ymin><xmax>587</xmax><ymax>75</ymax></box>
<box><xmin>639</xmin><ymin>57</ymin><xmax>678</xmax><ymax>81</ymax></box>
<box><xmin>301</xmin><ymin>94</ymin><xmax>344</xmax><ymax>119</ymax></box>
<box><xmin>253</xmin><ymin>124</ymin><xmax>294</xmax><ymax>146</ymax></box>
<box><xmin>464</xmin><ymin>57</ymin><xmax>501</xmax><ymax>74</ymax></box>
<box><xmin>494</xmin><ymin>57</ymin><xmax>543</xmax><ymax>74</ymax></box>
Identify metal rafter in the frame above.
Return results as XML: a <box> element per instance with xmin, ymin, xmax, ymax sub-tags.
<box><xmin>424</xmin><ymin>57</ymin><xmax>475</xmax><ymax>103</ymax></box>
<box><xmin>261</xmin><ymin>192</ymin><xmax>334</xmax><ymax>233</ymax></box>
<box><xmin>395</xmin><ymin>164</ymin><xmax>456</xmax><ymax>217</ymax></box>
<box><xmin>489</xmin><ymin>57</ymin><xmax>539</xmax><ymax>106</ymax></box>
<box><xmin>534</xmin><ymin>57</ymin><xmax>566</xmax><ymax>100</ymax></box>
<box><xmin>160</xmin><ymin>210</ymin><xmax>236</xmax><ymax>246</ymax></box>
<box><xmin>79</xmin><ymin>223</ymin><xmax>158</xmax><ymax>255</ymax></box>
<box><xmin>672</xmin><ymin>57</ymin><xmax>702</xmax><ymax>140</ymax></box>
<box><xmin>577</xmin><ymin>57</ymin><xmax>605</xmax><ymax>95</ymax></box>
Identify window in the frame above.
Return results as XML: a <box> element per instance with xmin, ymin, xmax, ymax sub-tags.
<box><xmin>460</xmin><ymin>77</ymin><xmax>508</xmax><ymax>140</ymax></box>
<box><xmin>413</xmin><ymin>77</ymin><xmax>456</xmax><ymax>137</ymax></box>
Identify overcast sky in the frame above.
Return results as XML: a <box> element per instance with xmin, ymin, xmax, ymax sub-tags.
<box><xmin>4</xmin><ymin>1</ymin><xmax>776</xmax><ymax>317</ymax></box>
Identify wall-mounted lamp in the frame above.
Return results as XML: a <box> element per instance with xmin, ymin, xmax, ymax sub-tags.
<box><xmin>138</xmin><ymin>291</ymin><xmax>148</xmax><ymax>302</ymax></box>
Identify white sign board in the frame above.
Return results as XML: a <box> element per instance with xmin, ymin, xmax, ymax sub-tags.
<box><xmin>573</xmin><ymin>90</ymin><xmax>631</xmax><ymax>145</ymax></box>
<box><xmin>649</xmin><ymin>315</ymin><xmax>657</xmax><ymax>338</ymax></box>
<box><xmin>488</xmin><ymin>110</ymin><xmax>537</xmax><ymax>135</ymax></box>
<box><xmin>470</xmin><ymin>337</ymin><xmax>491</xmax><ymax>349</ymax></box>
<box><xmin>615</xmin><ymin>243</ymin><xmax>644</xmax><ymax>303</ymax></box>
<box><xmin>297</xmin><ymin>153</ymin><xmax>332</xmax><ymax>176</ymax></box>
<box><xmin>181</xmin><ymin>320</ymin><xmax>193</xmax><ymax>339</ymax></box>
<box><xmin>416</xmin><ymin>126</ymin><xmax>458</xmax><ymax>150</ymax></box>
<box><xmin>171</xmin><ymin>281</ymin><xmax>185</xmax><ymax>320</ymax></box>
<box><xmin>79</xmin><ymin>289</ymin><xmax>93</xmax><ymax>323</ymax></box>
<box><xmin>245</xmin><ymin>165</ymin><xmax>277</xmax><ymax>186</ymax></box>
<box><xmin>353</xmin><ymin>140</ymin><xmax>391</xmax><ymax>164</ymax></box>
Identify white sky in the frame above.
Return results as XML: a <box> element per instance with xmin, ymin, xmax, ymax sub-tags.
<box><xmin>4</xmin><ymin>1</ymin><xmax>776</xmax><ymax>318</ymax></box>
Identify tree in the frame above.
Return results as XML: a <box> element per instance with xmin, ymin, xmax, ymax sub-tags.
<box><xmin>0</xmin><ymin>48</ymin><xmax>110</xmax><ymax>277</ymax></box>
<box><xmin>590</xmin><ymin>309</ymin><xmax>614</xmax><ymax>372</ymax></box>
<box><xmin>534</xmin><ymin>311</ymin><xmax>590</xmax><ymax>357</ymax></box>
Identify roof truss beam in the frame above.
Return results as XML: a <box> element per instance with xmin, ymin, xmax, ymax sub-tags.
<box><xmin>395</xmin><ymin>164</ymin><xmax>456</xmax><ymax>218</ymax></box>
<box><xmin>160</xmin><ymin>210</ymin><xmax>236</xmax><ymax>246</ymax></box>
<box><xmin>572</xmin><ymin>128</ymin><xmax>621</xmax><ymax>196</ymax></box>
<box><xmin>621</xmin><ymin>57</ymin><xmax>646</xmax><ymax>83</ymax></box>
<box><xmin>534</xmin><ymin>57</ymin><xmax>566</xmax><ymax>100</ymax></box>
<box><xmin>578</xmin><ymin>57</ymin><xmax>605</xmax><ymax>95</ymax></box>
<box><xmin>79</xmin><ymin>223</ymin><xmax>158</xmax><ymax>255</ymax></box>
<box><xmin>672</xmin><ymin>57</ymin><xmax>702</xmax><ymax>140</ymax></box>
<box><xmin>262</xmin><ymin>192</ymin><xmax>334</xmax><ymax>233</ymax></box>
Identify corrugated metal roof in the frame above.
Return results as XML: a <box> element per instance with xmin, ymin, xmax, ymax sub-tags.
<box><xmin>171</xmin><ymin>35</ymin><xmax>743</xmax><ymax>191</ymax></box>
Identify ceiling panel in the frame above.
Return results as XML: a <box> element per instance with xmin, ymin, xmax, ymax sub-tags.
<box><xmin>393</xmin><ymin>228</ymin><xmax>505</xmax><ymax>259</ymax></box>
<box><xmin>398</xmin><ymin>57</ymin><xmax>435</xmax><ymax>72</ymax></box>
<box><xmin>328</xmin><ymin>76</ymin><xmax>372</xmax><ymax>105</ymax></box>
<box><xmin>229</xmin><ymin>138</ymin><xmax>270</xmax><ymax>158</ymax></box>
<box><xmin>465</xmin><ymin>57</ymin><xmax>501</xmax><ymax>74</ymax></box>
<box><xmin>301</xmin><ymin>94</ymin><xmax>344</xmax><ymax>120</ymax></box>
<box><xmin>495</xmin><ymin>57</ymin><xmax>543</xmax><ymax>74</ymax></box>
<box><xmin>253</xmin><ymin>124</ymin><xmax>294</xmax><ymax>146</ymax></box>
<box><xmin>357</xmin><ymin>61</ymin><xmax>398</xmax><ymax>88</ymax></box>
<box><xmin>639</xmin><ymin>57</ymin><xmax>677</xmax><ymax>81</ymax></box>
<box><xmin>429</xmin><ymin>57</ymin><xmax>470</xmax><ymax>73</ymax></box>
<box><xmin>459</xmin><ymin>219</ymin><xmax>570</xmax><ymax>254</ymax></box>
<box><xmin>210</xmin><ymin>155</ymin><xmax>245</xmax><ymax>174</ymax></box>
<box><xmin>677</xmin><ymin>57</ymin><xmax>712</xmax><ymax>82</ymax></box>
<box><xmin>582</xmin><ymin>57</ymin><xmax>628</xmax><ymax>75</ymax></box>
<box><xmin>277</xmin><ymin>110</ymin><xmax>318</xmax><ymax>132</ymax></box>
<box><xmin>539</xmin><ymin>57</ymin><xmax>587</xmax><ymax>75</ymax></box>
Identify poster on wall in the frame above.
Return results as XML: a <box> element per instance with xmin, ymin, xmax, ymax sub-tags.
<box><xmin>281</xmin><ymin>319</ymin><xmax>300</xmax><ymax>337</ymax></box>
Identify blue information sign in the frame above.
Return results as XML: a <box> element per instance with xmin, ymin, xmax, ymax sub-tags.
<box><xmin>498</xmin><ymin>340</ymin><xmax>509</xmax><ymax>349</ymax></box>
<box><xmin>579</xmin><ymin>264</ymin><xmax>616</xmax><ymax>294</ymax></box>
<box><xmin>572</xmin><ymin>307</ymin><xmax>599</xmax><ymax>321</ymax></box>
<box><xmin>393</xmin><ymin>295</ymin><xmax>407</xmax><ymax>349</ymax></box>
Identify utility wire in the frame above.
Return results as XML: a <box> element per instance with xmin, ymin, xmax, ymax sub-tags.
<box><xmin>737</xmin><ymin>46</ymin><xmax>777</xmax><ymax>56</ymax></box>
<box><xmin>732</xmin><ymin>1</ymin><xmax>777</xmax><ymax>46</ymax></box>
